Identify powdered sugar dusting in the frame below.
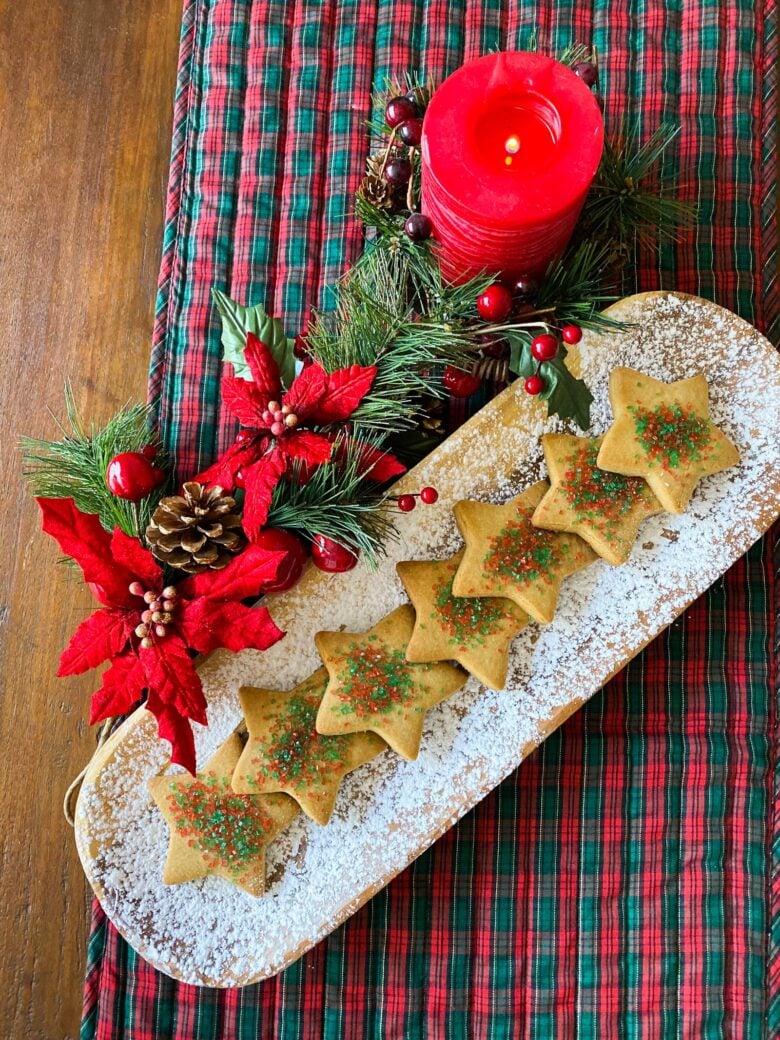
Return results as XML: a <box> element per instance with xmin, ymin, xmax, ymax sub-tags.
<box><xmin>76</xmin><ymin>293</ymin><xmax>780</xmax><ymax>986</ymax></box>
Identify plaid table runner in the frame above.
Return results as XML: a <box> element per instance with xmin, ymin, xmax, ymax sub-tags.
<box><xmin>81</xmin><ymin>1</ymin><xmax>779</xmax><ymax>1036</ymax></box>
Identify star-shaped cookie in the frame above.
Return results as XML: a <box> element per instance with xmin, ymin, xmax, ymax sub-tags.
<box><xmin>396</xmin><ymin>552</ymin><xmax>529</xmax><ymax>689</ymax></box>
<box><xmin>148</xmin><ymin>733</ymin><xmax>299</xmax><ymax>897</ymax></box>
<box><xmin>232</xmin><ymin>669</ymin><xmax>386</xmax><ymax>825</ymax></box>
<box><xmin>314</xmin><ymin>605</ymin><xmax>466</xmax><ymax>760</ymax></box>
<box><xmin>596</xmin><ymin>367</ymin><xmax>740</xmax><ymax>513</ymax></box>
<box><xmin>451</xmin><ymin>481</ymin><xmax>596</xmax><ymax>624</ymax></box>
<box><xmin>532</xmin><ymin>434</ymin><xmax>663</xmax><ymax>566</ymax></box>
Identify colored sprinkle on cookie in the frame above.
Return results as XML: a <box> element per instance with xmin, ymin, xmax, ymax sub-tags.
<box><xmin>597</xmin><ymin>367</ymin><xmax>740</xmax><ymax>513</ymax></box>
<box><xmin>398</xmin><ymin>554</ymin><xmax>528</xmax><ymax>689</ymax></box>
<box><xmin>315</xmin><ymin>605</ymin><xmax>465</xmax><ymax>760</ymax></box>
<box><xmin>234</xmin><ymin>672</ymin><xmax>385</xmax><ymax>825</ymax></box>
<box><xmin>533</xmin><ymin>434</ymin><xmax>662</xmax><ymax>567</ymax></box>
<box><xmin>452</xmin><ymin>481</ymin><xmax>596</xmax><ymax>624</ymax></box>
<box><xmin>148</xmin><ymin>733</ymin><xmax>299</xmax><ymax>896</ymax></box>
<box><xmin>629</xmin><ymin>402</ymin><xmax>711</xmax><ymax>470</ymax></box>
<box><xmin>166</xmin><ymin>775</ymin><xmax>273</xmax><ymax>876</ymax></box>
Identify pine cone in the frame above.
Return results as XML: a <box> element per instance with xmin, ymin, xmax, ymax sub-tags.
<box><xmin>146</xmin><ymin>482</ymin><xmax>246</xmax><ymax>573</ymax></box>
<box><xmin>365</xmin><ymin>152</ymin><xmax>385</xmax><ymax>179</ymax></box>
<box><xmin>358</xmin><ymin>173</ymin><xmax>396</xmax><ymax>212</ymax></box>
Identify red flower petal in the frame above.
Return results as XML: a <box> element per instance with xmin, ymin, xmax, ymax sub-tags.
<box><xmin>177</xmin><ymin>542</ymin><xmax>288</xmax><ymax>602</ymax></box>
<box><xmin>222</xmin><ymin>376</ymin><xmax>273</xmax><ymax>428</ymax></box>
<box><xmin>282</xmin><ymin>430</ymin><xmax>333</xmax><ymax>466</ymax></box>
<box><xmin>347</xmin><ymin>438</ymin><xmax>406</xmax><ymax>482</ymax></box>
<box><xmin>241</xmin><ymin>448</ymin><xmax>288</xmax><ymax>540</ymax></box>
<box><xmin>311</xmin><ymin>364</ymin><xmax>378</xmax><ymax>423</ymax></box>
<box><xmin>244</xmin><ymin>332</ymin><xmax>283</xmax><ymax>399</ymax></box>
<box><xmin>110</xmin><ymin>528</ymin><xmax>161</xmax><ymax>590</ymax></box>
<box><xmin>282</xmin><ymin>363</ymin><xmax>327</xmax><ymax>420</ymax></box>
<box><xmin>139</xmin><ymin>634</ymin><xmax>208</xmax><ymax>727</ymax></box>
<box><xmin>37</xmin><ymin>498</ymin><xmax>134</xmax><ymax>607</ymax></box>
<box><xmin>58</xmin><ymin>608</ymin><xmax>131</xmax><ymax>677</ymax></box>
<box><xmin>176</xmin><ymin>599</ymin><xmax>284</xmax><ymax>654</ymax></box>
<box><xmin>89</xmin><ymin>651</ymin><xmax>146</xmax><ymax>724</ymax></box>
<box><xmin>193</xmin><ymin>438</ymin><xmax>265</xmax><ymax>491</ymax></box>
<box><xmin>148</xmin><ymin>701</ymin><xmax>198</xmax><ymax>774</ymax></box>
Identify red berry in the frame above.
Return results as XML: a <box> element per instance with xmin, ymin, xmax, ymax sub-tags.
<box><xmin>525</xmin><ymin>375</ymin><xmax>546</xmax><ymax>396</ymax></box>
<box><xmin>311</xmin><ymin>534</ymin><xmax>359</xmax><ymax>574</ymax></box>
<box><xmin>405</xmin><ymin>86</ymin><xmax>430</xmax><ymax>110</ymax></box>
<box><xmin>561</xmin><ymin>323</ymin><xmax>583</xmax><ymax>344</ymax></box>
<box><xmin>404</xmin><ymin>212</ymin><xmax>433</xmax><ymax>241</ymax></box>
<box><xmin>106</xmin><ymin>452</ymin><xmax>165</xmax><ymax>501</ymax></box>
<box><xmin>252</xmin><ymin>528</ymin><xmax>308</xmax><ymax>592</ymax></box>
<box><xmin>234</xmin><ymin>468</ymin><xmax>246</xmax><ymax>490</ymax></box>
<box><xmin>397</xmin><ymin>118</ymin><xmax>422</xmax><ymax>146</ymax></box>
<box><xmin>397</xmin><ymin>494</ymin><xmax>416</xmax><ymax>513</ymax></box>
<box><xmin>384</xmin><ymin>156</ymin><xmax>412</xmax><ymax>185</ymax></box>
<box><xmin>513</xmin><ymin>275</ymin><xmax>538</xmax><ymax>301</ymax></box>
<box><xmin>235</xmin><ymin>429</ymin><xmax>254</xmax><ymax>445</ymax></box>
<box><xmin>420</xmin><ymin>486</ymin><xmax>438</xmax><ymax>504</ymax></box>
<box><xmin>141</xmin><ymin>444</ymin><xmax>158</xmax><ymax>460</ymax></box>
<box><xmin>531</xmin><ymin>334</ymin><xmax>559</xmax><ymax>362</ymax></box>
<box><xmin>293</xmin><ymin>334</ymin><xmax>310</xmax><ymax>360</ymax></box>
<box><xmin>442</xmin><ymin>365</ymin><xmax>481</xmax><ymax>399</ymax></box>
<box><xmin>573</xmin><ymin>61</ymin><xmax>598</xmax><ymax>87</ymax></box>
<box><xmin>477</xmin><ymin>283</ymin><xmax>513</xmax><ymax>322</ymax></box>
<box><xmin>385</xmin><ymin>95</ymin><xmax>418</xmax><ymax>128</ymax></box>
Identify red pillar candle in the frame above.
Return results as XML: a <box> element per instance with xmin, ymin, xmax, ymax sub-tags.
<box><xmin>421</xmin><ymin>51</ymin><xmax>604</xmax><ymax>284</ymax></box>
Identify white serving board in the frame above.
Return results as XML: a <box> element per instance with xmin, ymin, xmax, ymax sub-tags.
<box><xmin>75</xmin><ymin>293</ymin><xmax>780</xmax><ymax>986</ymax></box>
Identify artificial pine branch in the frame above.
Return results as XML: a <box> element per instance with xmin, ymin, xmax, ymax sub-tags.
<box><xmin>580</xmin><ymin>123</ymin><xmax>696</xmax><ymax>254</ymax></box>
<box><xmin>306</xmin><ymin>241</ymin><xmax>480</xmax><ymax>435</ymax></box>
<box><xmin>266</xmin><ymin>435</ymin><xmax>397</xmax><ymax>568</ymax></box>
<box><xmin>532</xmin><ymin>240</ymin><xmax>626</xmax><ymax>330</ymax></box>
<box><xmin>22</xmin><ymin>388</ymin><xmax>168</xmax><ymax>537</ymax></box>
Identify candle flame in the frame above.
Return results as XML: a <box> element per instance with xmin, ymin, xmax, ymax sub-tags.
<box><xmin>504</xmin><ymin>134</ymin><xmax>521</xmax><ymax>167</ymax></box>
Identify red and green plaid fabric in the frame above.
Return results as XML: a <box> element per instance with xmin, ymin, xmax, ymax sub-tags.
<box><xmin>82</xmin><ymin>1</ymin><xmax>779</xmax><ymax>1036</ymax></box>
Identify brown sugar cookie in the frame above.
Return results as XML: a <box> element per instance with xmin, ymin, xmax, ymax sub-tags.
<box><xmin>148</xmin><ymin>733</ymin><xmax>299</xmax><ymax>897</ymax></box>
<box><xmin>596</xmin><ymin>367</ymin><xmax>740</xmax><ymax>513</ymax></box>
<box><xmin>451</xmin><ymin>481</ymin><xmax>596</xmax><ymax>624</ymax></box>
<box><xmin>532</xmin><ymin>434</ymin><xmax>663</xmax><ymax>566</ymax></box>
<box><xmin>233</xmin><ymin>669</ymin><xmax>386</xmax><ymax>825</ymax></box>
<box><xmin>315</xmin><ymin>605</ymin><xmax>466</xmax><ymax>761</ymax></box>
<box><xmin>396</xmin><ymin>552</ymin><xmax>529</xmax><ymax>689</ymax></box>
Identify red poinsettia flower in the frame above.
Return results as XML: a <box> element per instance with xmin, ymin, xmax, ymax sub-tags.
<box><xmin>196</xmin><ymin>333</ymin><xmax>404</xmax><ymax>538</ymax></box>
<box><xmin>38</xmin><ymin>497</ymin><xmax>286</xmax><ymax>773</ymax></box>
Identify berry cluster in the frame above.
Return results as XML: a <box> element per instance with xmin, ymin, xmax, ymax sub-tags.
<box><xmin>382</xmin><ymin>89</ymin><xmax>434</xmax><ymax>243</ymax></box>
<box><xmin>396</xmin><ymin>485</ymin><xmax>439</xmax><ymax>513</ymax></box>
<box><xmin>437</xmin><ymin>275</ymin><xmax>586</xmax><ymax>401</ymax></box>
<box><xmin>129</xmin><ymin>582</ymin><xmax>178</xmax><ymax>648</ymax></box>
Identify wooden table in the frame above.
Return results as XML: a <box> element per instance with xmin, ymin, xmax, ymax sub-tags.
<box><xmin>0</xmin><ymin>3</ymin><xmax>182</xmax><ymax>1035</ymax></box>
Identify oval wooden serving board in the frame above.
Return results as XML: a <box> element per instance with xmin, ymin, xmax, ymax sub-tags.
<box><xmin>75</xmin><ymin>293</ymin><xmax>780</xmax><ymax>986</ymax></box>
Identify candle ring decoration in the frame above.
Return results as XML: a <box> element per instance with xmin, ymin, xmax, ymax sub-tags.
<box><xmin>24</xmin><ymin>45</ymin><xmax>694</xmax><ymax>787</ymax></box>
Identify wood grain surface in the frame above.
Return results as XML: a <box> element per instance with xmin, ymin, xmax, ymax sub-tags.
<box><xmin>0</xmin><ymin>2</ymin><xmax>181</xmax><ymax>1036</ymax></box>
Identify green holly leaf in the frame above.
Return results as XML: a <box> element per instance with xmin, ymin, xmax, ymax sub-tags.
<box><xmin>212</xmin><ymin>288</ymin><xmax>296</xmax><ymax>388</ymax></box>
<box><xmin>505</xmin><ymin>330</ymin><xmax>534</xmax><ymax>378</ymax></box>
<box><xmin>507</xmin><ymin>334</ymin><xmax>592</xmax><ymax>429</ymax></box>
<box><xmin>538</xmin><ymin>345</ymin><xmax>593</xmax><ymax>429</ymax></box>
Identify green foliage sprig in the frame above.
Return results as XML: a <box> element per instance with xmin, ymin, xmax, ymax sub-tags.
<box><xmin>22</xmin><ymin>387</ymin><xmax>168</xmax><ymax>537</ymax></box>
<box><xmin>266</xmin><ymin>435</ymin><xmax>397</xmax><ymax>568</ymax></box>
